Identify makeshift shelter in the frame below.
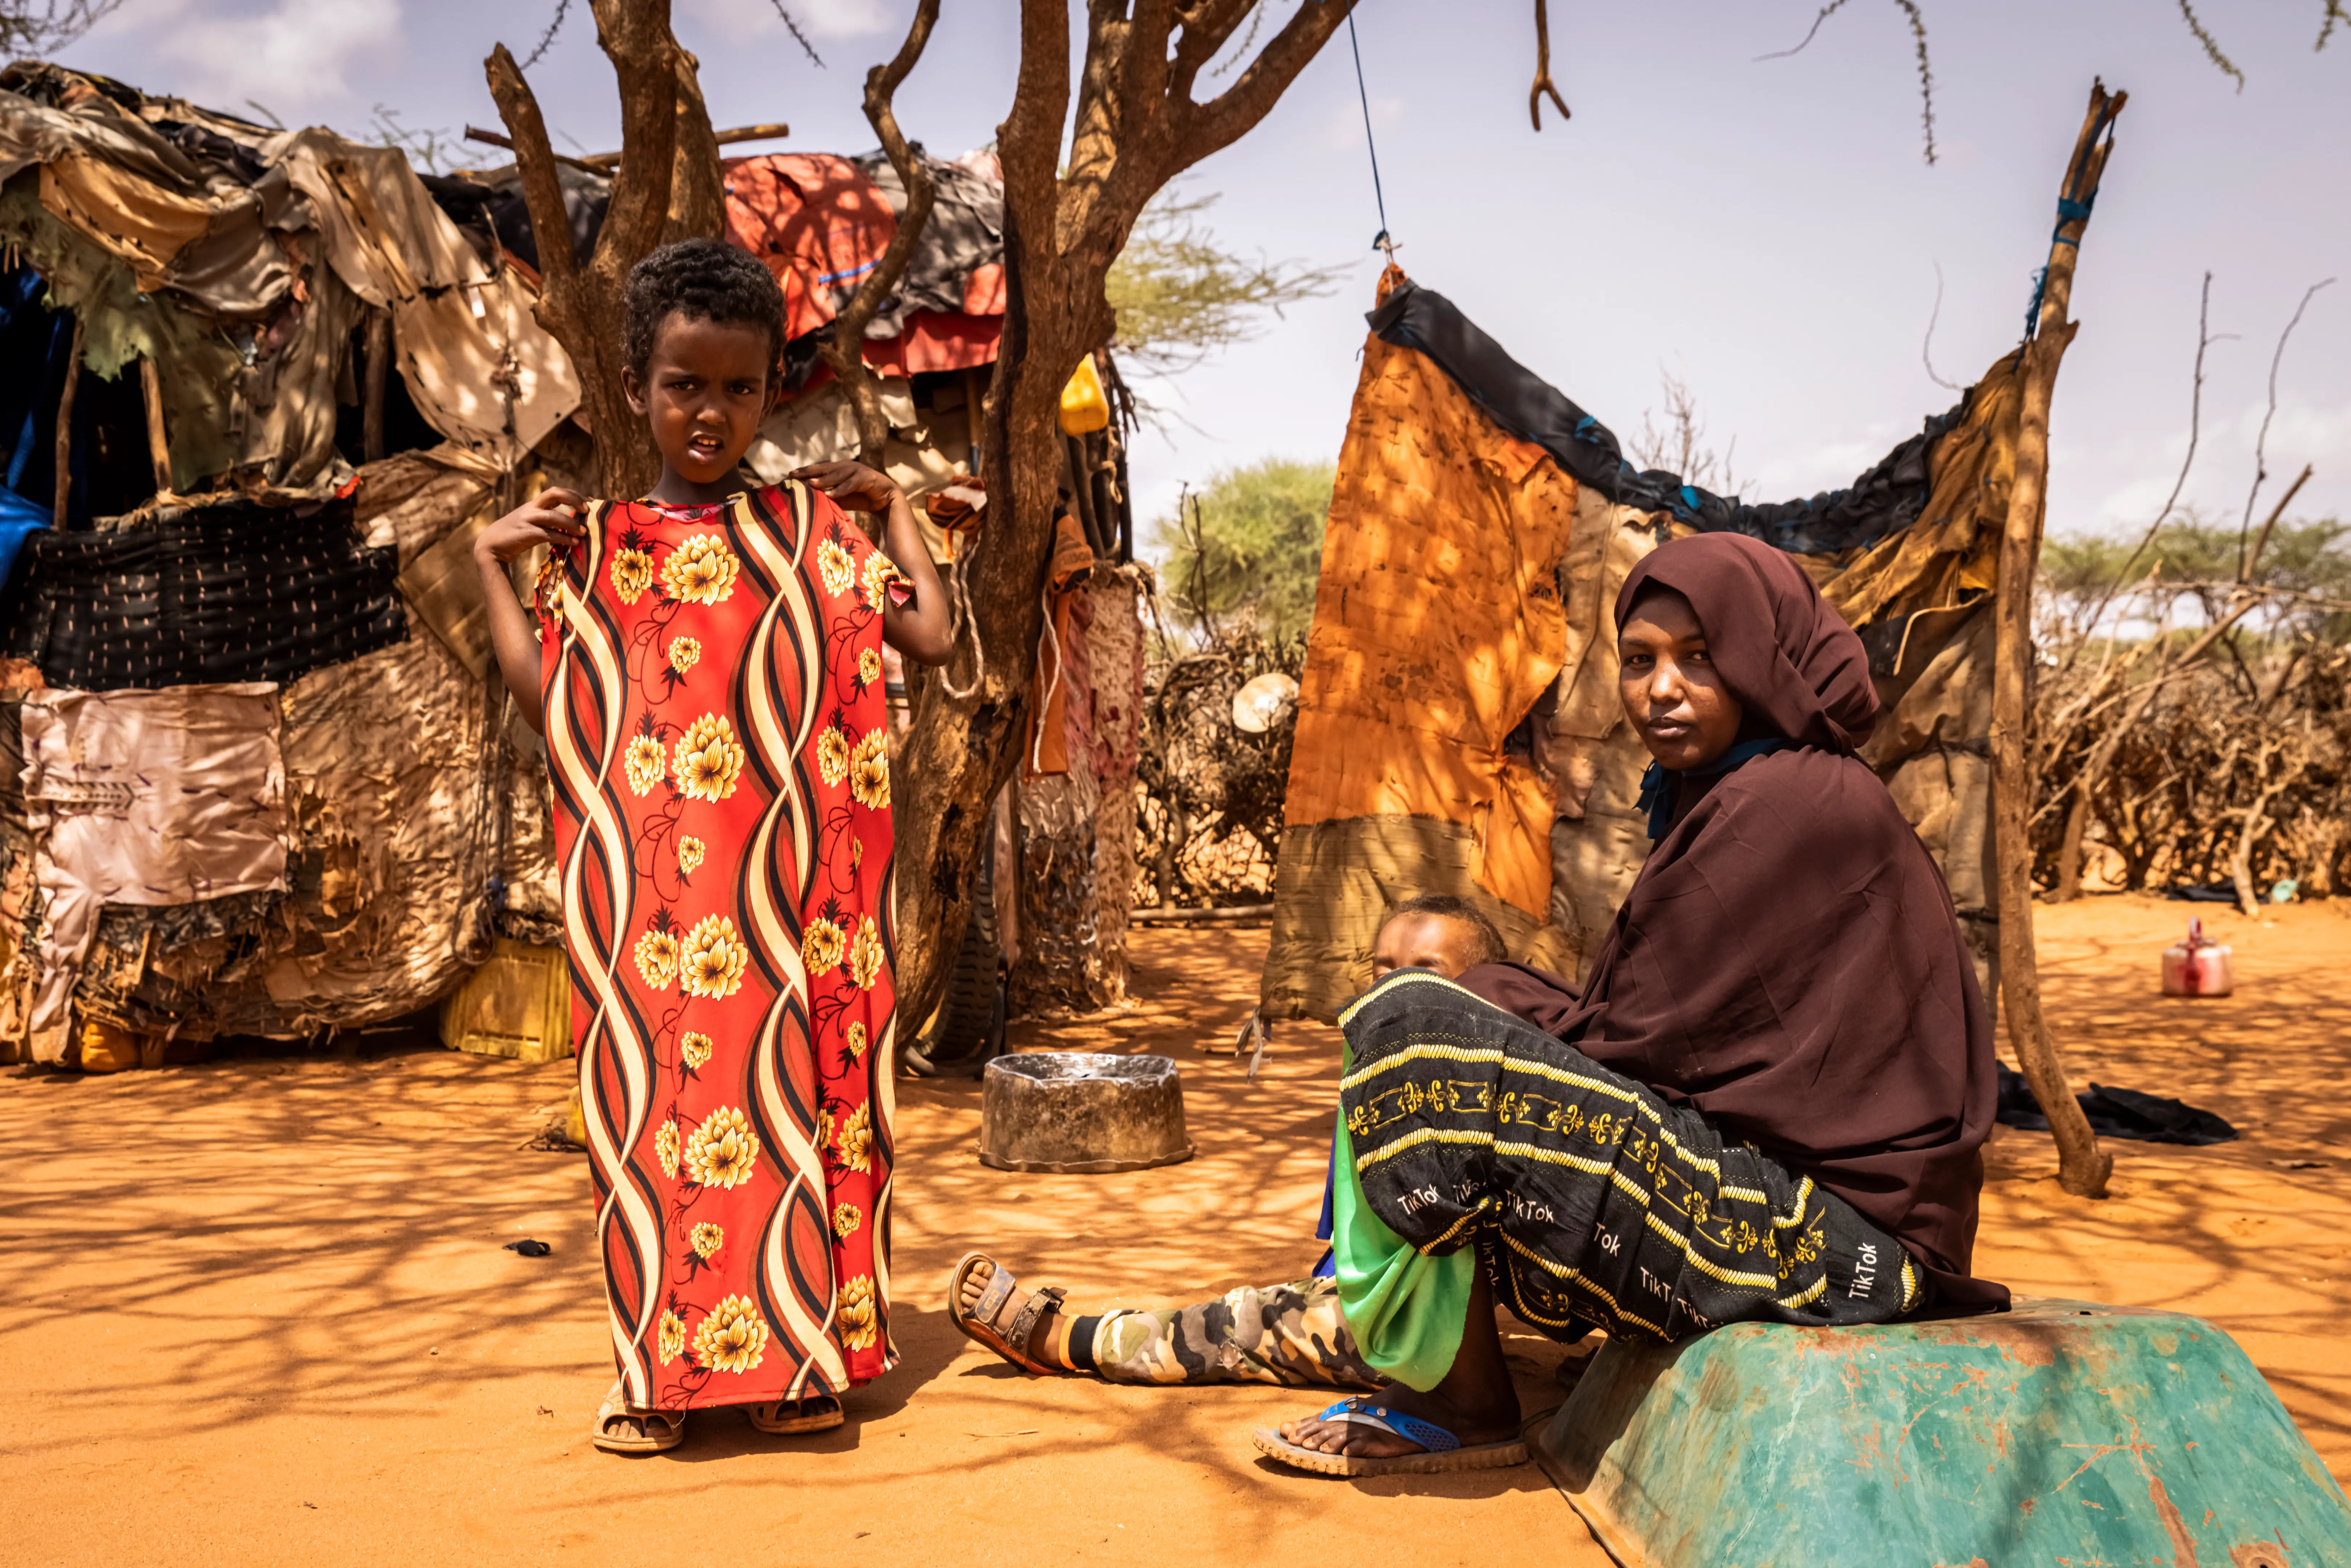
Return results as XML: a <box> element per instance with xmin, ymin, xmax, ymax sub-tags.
<box><xmin>1261</xmin><ymin>273</ymin><xmax>2010</xmax><ymax>1023</ymax></box>
<box><xmin>0</xmin><ymin>61</ymin><xmax>1032</xmax><ymax>1069</ymax></box>
<box><xmin>0</xmin><ymin>61</ymin><xmax>584</xmax><ymax>1067</ymax></box>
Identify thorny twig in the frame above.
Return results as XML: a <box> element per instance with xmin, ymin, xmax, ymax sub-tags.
<box><xmin>769</xmin><ymin>0</ymin><xmax>825</xmax><ymax>67</ymax></box>
<box><xmin>522</xmin><ymin>0</ymin><xmax>571</xmax><ymax>70</ymax></box>
<box><xmin>0</xmin><ymin>0</ymin><xmax>120</xmax><ymax>51</ymax></box>
<box><xmin>1759</xmin><ymin>0</ymin><xmax>1936</xmax><ymax>164</ymax></box>
<box><xmin>2175</xmin><ymin>0</ymin><xmax>2245</xmax><ymax>90</ymax></box>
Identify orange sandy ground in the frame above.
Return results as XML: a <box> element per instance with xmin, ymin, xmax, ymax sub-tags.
<box><xmin>4</xmin><ymin>895</ymin><xmax>2348</xmax><ymax>1566</ymax></box>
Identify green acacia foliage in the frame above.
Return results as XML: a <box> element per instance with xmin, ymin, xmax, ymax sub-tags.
<box><xmin>1154</xmin><ymin>457</ymin><xmax>1336</xmax><ymax>644</ymax></box>
<box><xmin>1105</xmin><ymin>192</ymin><xmax>1342</xmax><ymax>375</ymax></box>
<box><xmin>2043</xmin><ymin>512</ymin><xmax>2351</xmax><ymax>644</ymax></box>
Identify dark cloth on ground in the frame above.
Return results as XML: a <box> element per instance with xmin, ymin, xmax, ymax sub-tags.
<box><xmin>1462</xmin><ymin>532</ymin><xmax>2006</xmax><ymax>1309</ymax></box>
<box><xmin>1994</xmin><ymin>1061</ymin><xmax>2239</xmax><ymax>1146</ymax></box>
<box><xmin>1342</xmin><ymin>970</ymin><xmax>1924</xmax><ymax>1344</ymax></box>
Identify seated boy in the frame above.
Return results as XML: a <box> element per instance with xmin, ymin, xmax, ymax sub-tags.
<box><xmin>946</xmin><ymin>895</ymin><xmax>1505</xmax><ymax>1389</ymax></box>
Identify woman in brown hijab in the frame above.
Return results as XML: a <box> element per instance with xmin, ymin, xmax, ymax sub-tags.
<box><xmin>1257</xmin><ymin>532</ymin><xmax>2002</xmax><ymax>1477</ymax></box>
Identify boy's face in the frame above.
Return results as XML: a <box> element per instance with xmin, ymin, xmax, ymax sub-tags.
<box><xmin>623</xmin><ymin>312</ymin><xmax>776</xmax><ymax>489</ymax></box>
<box><xmin>1371</xmin><ymin>914</ymin><xmax>1488</xmax><ymax>981</ymax></box>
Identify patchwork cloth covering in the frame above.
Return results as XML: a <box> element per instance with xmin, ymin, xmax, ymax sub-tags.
<box><xmin>538</xmin><ymin>479</ymin><xmax>904</xmax><ymax>1410</ymax></box>
<box><xmin>17</xmin><ymin>681</ymin><xmax>287</xmax><ymax>1059</ymax></box>
<box><xmin>1264</xmin><ymin>274</ymin><xmax>2014</xmax><ymax>1021</ymax></box>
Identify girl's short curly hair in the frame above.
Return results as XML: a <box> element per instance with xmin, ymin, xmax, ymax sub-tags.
<box><xmin>621</xmin><ymin>238</ymin><xmax>787</xmax><ymax>380</ymax></box>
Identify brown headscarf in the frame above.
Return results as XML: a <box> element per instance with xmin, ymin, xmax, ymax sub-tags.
<box><xmin>1465</xmin><ymin>532</ymin><xmax>2006</xmax><ymax>1308</ymax></box>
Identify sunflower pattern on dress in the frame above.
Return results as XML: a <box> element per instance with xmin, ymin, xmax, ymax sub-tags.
<box><xmin>540</xmin><ymin>481</ymin><xmax>907</xmax><ymax>1411</ymax></box>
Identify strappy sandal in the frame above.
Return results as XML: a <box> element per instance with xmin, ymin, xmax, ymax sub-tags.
<box><xmin>1251</xmin><ymin>1395</ymin><xmax>1529</xmax><ymax>1477</ymax></box>
<box><xmin>746</xmin><ymin>1393</ymin><xmax>845</xmax><ymax>1434</ymax></box>
<box><xmin>592</xmin><ymin>1380</ymin><xmax>685</xmax><ymax>1454</ymax></box>
<box><xmin>946</xmin><ymin>1250</ymin><xmax>1067</xmax><ymax>1375</ymax></box>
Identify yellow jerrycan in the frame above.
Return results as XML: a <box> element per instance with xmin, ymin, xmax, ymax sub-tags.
<box><xmin>1058</xmin><ymin>354</ymin><xmax>1110</xmax><ymax>435</ymax></box>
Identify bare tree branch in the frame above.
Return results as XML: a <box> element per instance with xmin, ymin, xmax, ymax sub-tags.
<box><xmin>485</xmin><ymin>46</ymin><xmax>583</xmax><ymax>301</ymax></box>
<box><xmin>1921</xmin><ymin>260</ymin><xmax>1961</xmax><ymax>391</ymax></box>
<box><xmin>487</xmin><ymin>0</ymin><xmax>704</xmax><ymax>495</ymax></box>
<box><xmin>587</xmin><ymin>1</ymin><xmax>683</xmax><ymax>274</ymax></box>
<box><xmin>1530</xmin><ymin>0</ymin><xmax>1571</xmax><ymax>130</ymax></box>
<box><xmin>1991</xmin><ymin>79</ymin><xmax>2127</xmax><ymax>1199</ymax></box>
<box><xmin>0</xmin><ymin>0</ymin><xmax>120</xmax><ymax>52</ymax></box>
<box><xmin>1756</xmin><ymin>0</ymin><xmax>1853</xmax><ymax>61</ymax></box>
<box><xmin>816</xmin><ymin>0</ymin><xmax>942</xmax><ymax>463</ymax></box>
<box><xmin>661</xmin><ymin>44</ymin><xmax>725</xmax><ymax>247</ymax></box>
<box><xmin>2238</xmin><ymin>277</ymin><xmax>2336</xmax><ymax>579</ymax></box>
<box><xmin>2081</xmin><ymin>270</ymin><xmax>2219</xmax><ymax>638</ymax></box>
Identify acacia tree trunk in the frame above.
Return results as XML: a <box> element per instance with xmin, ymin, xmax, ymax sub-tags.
<box><xmin>1992</xmin><ymin>81</ymin><xmax>2125</xmax><ymax>1200</ymax></box>
<box><xmin>486</xmin><ymin>0</ymin><xmax>723</xmax><ymax>498</ymax></box>
<box><xmin>889</xmin><ymin>0</ymin><xmax>1357</xmax><ymax>1034</ymax></box>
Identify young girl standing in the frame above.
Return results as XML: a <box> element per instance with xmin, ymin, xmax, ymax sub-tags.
<box><xmin>474</xmin><ymin>239</ymin><xmax>953</xmax><ymax>1453</ymax></box>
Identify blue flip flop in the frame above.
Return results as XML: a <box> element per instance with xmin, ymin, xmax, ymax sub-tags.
<box><xmin>1252</xmin><ymin>1394</ymin><xmax>1529</xmax><ymax>1476</ymax></box>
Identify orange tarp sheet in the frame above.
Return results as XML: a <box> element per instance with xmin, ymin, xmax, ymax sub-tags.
<box><xmin>1283</xmin><ymin>321</ymin><xmax>1579</xmax><ymax>917</ymax></box>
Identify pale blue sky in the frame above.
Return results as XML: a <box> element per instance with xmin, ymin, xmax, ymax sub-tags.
<box><xmin>68</xmin><ymin>0</ymin><xmax>2351</xmax><ymax>548</ymax></box>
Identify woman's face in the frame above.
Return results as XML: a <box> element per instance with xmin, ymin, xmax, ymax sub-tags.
<box><xmin>1618</xmin><ymin>587</ymin><xmax>1744</xmax><ymax>770</ymax></box>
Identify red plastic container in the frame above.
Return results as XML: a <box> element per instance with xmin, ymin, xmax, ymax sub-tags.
<box><xmin>2161</xmin><ymin>917</ymin><xmax>2234</xmax><ymax>998</ymax></box>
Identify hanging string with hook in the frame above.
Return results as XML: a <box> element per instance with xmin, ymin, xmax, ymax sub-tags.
<box><xmin>1344</xmin><ymin>9</ymin><xmax>1397</xmax><ymax>262</ymax></box>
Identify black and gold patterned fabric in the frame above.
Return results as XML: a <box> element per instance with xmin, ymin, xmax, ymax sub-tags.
<box><xmin>1340</xmin><ymin>968</ymin><xmax>1922</xmax><ymax>1344</ymax></box>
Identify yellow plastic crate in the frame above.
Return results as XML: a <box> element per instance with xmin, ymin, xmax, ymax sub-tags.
<box><xmin>439</xmin><ymin>938</ymin><xmax>572</xmax><ymax>1062</ymax></box>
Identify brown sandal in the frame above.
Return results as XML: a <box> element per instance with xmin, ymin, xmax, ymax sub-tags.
<box><xmin>947</xmin><ymin>1251</ymin><xmax>1067</xmax><ymax>1375</ymax></box>
<box><xmin>746</xmin><ymin>1393</ymin><xmax>845</xmax><ymax>1434</ymax></box>
<box><xmin>592</xmin><ymin>1381</ymin><xmax>684</xmax><ymax>1454</ymax></box>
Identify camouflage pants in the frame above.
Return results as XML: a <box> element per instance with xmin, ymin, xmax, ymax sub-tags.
<box><xmin>1085</xmin><ymin>1275</ymin><xmax>1382</xmax><ymax>1390</ymax></box>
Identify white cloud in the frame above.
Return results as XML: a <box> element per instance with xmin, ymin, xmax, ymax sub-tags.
<box><xmin>92</xmin><ymin>0</ymin><xmax>405</xmax><ymax>126</ymax></box>
<box><xmin>683</xmin><ymin>0</ymin><xmax>893</xmax><ymax>47</ymax></box>
<box><xmin>1744</xmin><ymin>426</ymin><xmax>1917</xmax><ymax>500</ymax></box>
<box><xmin>1321</xmin><ymin>93</ymin><xmax>1399</xmax><ymax>154</ymax></box>
<box><xmin>2085</xmin><ymin>396</ymin><xmax>2351</xmax><ymax>534</ymax></box>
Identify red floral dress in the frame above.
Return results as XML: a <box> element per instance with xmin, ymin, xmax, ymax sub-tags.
<box><xmin>538</xmin><ymin>481</ymin><xmax>901</xmax><ymax>1410</ymax></box>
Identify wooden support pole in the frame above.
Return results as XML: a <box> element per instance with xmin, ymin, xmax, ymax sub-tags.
<box><xmin>52</xmin><ymin>315</ymin><xmax>82</xmax><ymax>524</ymax></box>
<box><xmin>362</xmin><ymin>308</ymin><xmax>391</xmax><ymax>464</ymax></box>
<box><xmin>1063</xmin><ymin>432</ymin><xmax>1105</xmax><ymax>558</ymax></box>
<box><xmin>1992</xmin><ymin>81</ymin><xmax>2126</xmax><ymax>1200</ymax></box>
<box><xmin>1129</xmin><ymin>903</ymin><xmax>1271</xmax><ymax>924</ymax></box>
<box><xmin>138</xmin><ymin>356</ymin><xmax>172</xmax><ymax>496</ymax></box>
<box><xmin>961</xmin><ymin>367</ymin><xmax>985</xmax><ymax>474</ymax></box>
